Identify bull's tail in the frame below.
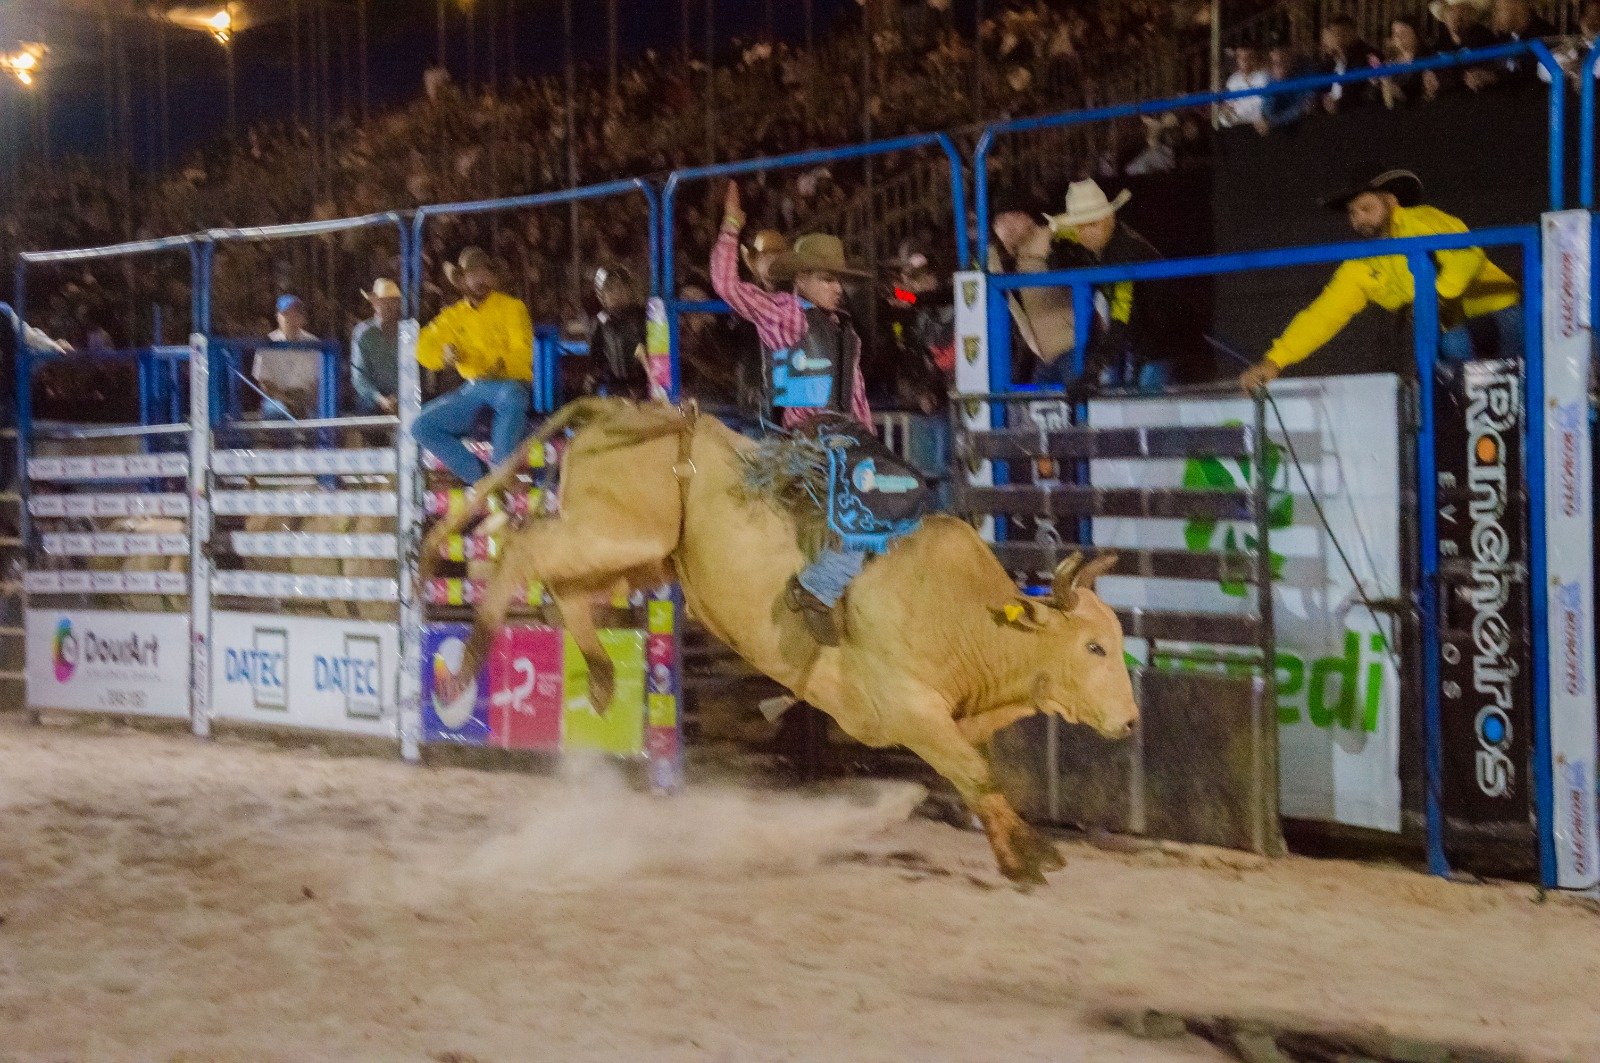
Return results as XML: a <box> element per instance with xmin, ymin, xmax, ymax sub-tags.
<box><xmin>417</xmin><ymin>396</ymin><xmax>620</xmax><ymax>586</ymax></box>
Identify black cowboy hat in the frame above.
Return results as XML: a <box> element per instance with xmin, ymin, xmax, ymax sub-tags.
<box><xmin>1319</xmin><ymin>169</ymin><xmax>1425</xmax><ymax>211</ymax></box>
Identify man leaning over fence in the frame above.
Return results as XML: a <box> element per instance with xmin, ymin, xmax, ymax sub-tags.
<box><xmin>1239</xmin><ymin>169</ymin><xmax>1520</xmax><ymax>391</ymax></box>
<box><xmin>413</xmin><ymin>248</ymin><xmax>534</xmax><ymax>486</ymax></box>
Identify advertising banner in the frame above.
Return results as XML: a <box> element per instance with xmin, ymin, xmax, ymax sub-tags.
<box><xmin>26</xmin><ymin>609</ymin><xmax>189</xmax><ymax>718</ymax></box>
<box><xmin>563</xmin><ymin>629</ymin><xmax>646</xmax><ymax>756</ymax></box>
<box><xmin>422</xmin><ymin>623</ymin><xmax>491</xmax><ymax>745</ymax></box>
<box><xmin>1433</xmin><ymin>360</ymin><xmax>1534</xmax><ymax>838</ymax></box>
<box><xmin>488</xmin><ymin>625</ymin><xmax>564</xmax><ymax>750</ymax></box>
<box><xmin>1540</xmin><ymin>211</ymin><xmax>1599</xmax><ymax>888</ymax></box>
<box><xmin>211</xmin><ymin>612</ymin><xmax>397</xmax><ymax>738</ymax></box>
<box><xmin>1088</xmin><ymin>375</ymin><xmax>1403</xmax><ymax>832</ymax></box>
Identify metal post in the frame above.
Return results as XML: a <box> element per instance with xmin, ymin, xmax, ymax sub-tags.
<box><xmin>1408</xmin><ymin>250</ymin><xmax>1450</xmax><ymax>879</ymax></box>
<box><xmin>436</xmin><ymin>0</ymin><xmax>447</xmax><ymax>71</ymax></box>
<box><xmin>974</xmin><ymin>0</ymin><xmax>985</xmax><ymax>120</ymax></box>
<box><xmin>225</xmin><ymin>41</ymin><xmax>237</xmax><ymax>135</ymax></box>
<box><xmin>1522</xmin><ymin>229</ymin><xmax>1557</xmax><ymax>887</ymax></box>
<box><xmin>1210</xmin><ymin>0</ymin><xmax>1223</xmax><ymax>129</ymax></box>
<box><xmin>564</xmin><ymin>0</ymin><xmax>580</xmax><ymax>290</ymax></box>
<box><xmin>608</xmin><ymin>0</ymin><xmax>620</xmax><ymax>97</ymax></box>
<box><xmin>358</xmin><ymin>0</ymin><xmax>370</xmax><ymax>118</ymax></box>
<box><xmin>704</xmin><ymin>0</ymin><xmax>717</xmax><ymax>163</ymax></box>
<box><xmin>397</xmin><ymin>304</ymin><xmax>422</xmax><ymax>763</ymax></box>
<box><xmin>189</xmin><ymin>240</ymin><xmax>215</xmax><ymax>740</ymax></box>
<box><xmin>1252</xmin><ymin>388</ymin><xmax>1284</xmax><ymax>857</ymax></box>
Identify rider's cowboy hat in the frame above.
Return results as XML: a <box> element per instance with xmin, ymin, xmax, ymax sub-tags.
<box><xmin>767</xmin><ymin>233</ymin><xmax>869</xmax><ymax>284</ymax></box>
<box><xmin>1428</xmin><ymin>0</ymin><xmax>1490</xmax><ymax>23</ymax></box>
<box><xmin>362</xmin><ymin>277</ymin><xmax>402</xmax><ymax>303</ymax></box>
<box><xmin>443</xmin><ymin>247</ymin><xmax>506</xmax><ymax>290</ymax></box>
<box><xmin>1320</xmin><ymin>169</ymin><xmax>1424</xmax><ymax>211</ymax></box>
<box><xmin>1045</xmin><ymin>179</ymin><xmax>1132</xmax><ymax>232</ymax></box>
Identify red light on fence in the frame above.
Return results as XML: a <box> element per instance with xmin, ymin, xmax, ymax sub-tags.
<box><xmin>892</xmin><ymin>287</ymin><xmax>917</xmax><ymax>305</ymax></box>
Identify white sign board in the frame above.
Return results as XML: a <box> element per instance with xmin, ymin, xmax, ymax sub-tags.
<box><xmin>211</xmin><ymin>612</ymin><xmax>399</xmax><ymax>738</ymax></box>
<box><xmin>1089</xmin><ymin>375</ymin><xmax>1404</xmax><ymax>832</ymax></box>
<box><xmin>1540</xmin><ymin>211</ymin><xmax>1599</xmax><ymax>889</ymax></box>
<box><xmin>952</xmin><ymin>270</ymin><xmax>995</xmax><ymax>538</ymax></box>
<box><xmin>26</xmin><ymin>609</ymin><xmax>190</xmax><ymax>719</ymax></box>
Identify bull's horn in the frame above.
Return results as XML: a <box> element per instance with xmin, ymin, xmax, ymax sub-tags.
<box><xmin>1073</xmin><ymin>552</ymin><xmax>1120</xmax><ymax>591</ymax></box>
<box><xmin>1051</xmin><ymin>551</ymin><xmax>1085</xmax><ymax>612</ymax></box>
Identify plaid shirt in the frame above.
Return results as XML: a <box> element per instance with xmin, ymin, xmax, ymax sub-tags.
<box><xmin>711</xmin><ymin>226</ymin><xmax>872</xmax><ymax>429</ymax></box>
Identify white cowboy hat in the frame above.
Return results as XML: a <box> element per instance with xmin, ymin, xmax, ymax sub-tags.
<box><xmin>1428</xmin><ymin>0</ymin><xmax>1490</xmax><ymax>22</ymax></box>
<box><xmin>362</xmin><ymin>277</ymin><xmax>401</xmax><ymax>303</ymax></box>
<box><xmin>1045</xmin><ymin>179</ymin><xmax>1132</xmax><ymax>231</ymax></box>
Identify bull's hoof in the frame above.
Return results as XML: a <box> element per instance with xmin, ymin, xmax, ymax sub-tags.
<box><xmin>996</xmin><ymin>825</ymin><xmax>1064</xmax><ymax>886</ymax></box>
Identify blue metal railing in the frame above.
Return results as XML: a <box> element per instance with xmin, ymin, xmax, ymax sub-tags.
<box><xmin>975</xmin><ymin>41</ymin><xmax>1567</xmax><ymax>248</ymax></box>
<box><xmin>982</xmin><ymin>224</ymin><xmax>1550</xmax><ymax>887</ymax></box>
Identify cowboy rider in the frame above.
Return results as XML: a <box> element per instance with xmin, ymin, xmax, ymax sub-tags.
<box><xmin>1238</xmin><ymin>169</ymin><xmax>1521</xmax><ymax>391</ymax></box>
<box><xmin>712</xmin><ymin>180</ymin><xmax>874</xmax><ymax>644</ymax></box>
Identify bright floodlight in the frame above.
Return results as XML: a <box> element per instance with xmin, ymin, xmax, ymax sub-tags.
<box><xmin>208</xmin><ymin>8</ymin><xmax>233</xmax><ymax>44</ymax></box>
<box><xmin>1</xmin><ymin>43</ymin><xmax>48</xmax><ymax>88</ymax></box>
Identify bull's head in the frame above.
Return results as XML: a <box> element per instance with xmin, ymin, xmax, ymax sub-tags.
<box><xmin>994</xmin><ymin>552</ymin><xmax>1138</xmax><ymax>740</ymax></box>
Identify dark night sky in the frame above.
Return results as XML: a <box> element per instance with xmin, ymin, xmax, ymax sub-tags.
<box><xmin>0</xmin><ymin>0</ymin><xmax>868</xmax><ymax>167</ymax></box>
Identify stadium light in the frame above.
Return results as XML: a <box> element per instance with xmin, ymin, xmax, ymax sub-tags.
<box><xmin>1</xmin><ymin>43</ymin><xmax>48</xmax><ymax>89</ymax></box>
<box><xmin>207</xmin><ymin>7</ymin><xmax>234</xmax><ymax>45</ymax></box>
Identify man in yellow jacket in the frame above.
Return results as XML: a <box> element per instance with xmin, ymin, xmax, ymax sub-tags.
<box><xmin>413</xmin><ymin>247</ymin><xmax>534</xmax><ymax>484</ymax></box>
<box><xmin>1239</xmin><ymin>170</ymin><xmax>1521</xmax><ymax>391</ymax></box>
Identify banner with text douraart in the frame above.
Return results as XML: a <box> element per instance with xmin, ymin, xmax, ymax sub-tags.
<box><xmin>26</xmin><ymin>610</ymin><xmax>190</xmax><ymax>719</ymax></box>
<box><xmin>1088</xmin><ymin>375</ymin><xmax>1403</xmax><ymax>832</ymax></box>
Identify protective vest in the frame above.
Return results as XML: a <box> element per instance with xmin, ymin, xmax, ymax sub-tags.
<box><xmin>768</xmin><ymin>306</ymin><xmax>856</xmax><ymax>410</ymax></box>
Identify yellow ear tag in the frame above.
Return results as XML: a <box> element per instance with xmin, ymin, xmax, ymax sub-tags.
<box><xmin>1003</xmin><ymin>603</ymin><xmax>1025</xmax><ymax>624</ymax></box>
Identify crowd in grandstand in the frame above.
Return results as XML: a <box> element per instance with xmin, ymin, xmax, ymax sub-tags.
<box><xmin>2</xmin><ymin>0</ymin><xmax>1588</xmax><ymax>425</ymax></box>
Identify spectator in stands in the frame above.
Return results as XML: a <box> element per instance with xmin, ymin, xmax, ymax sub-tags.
<box><xmin>713</xmin><ymin>180</ymin><xmax>872</xmax><ymax>643</ymax></box>
<box><xmin>1429</xmin><ymin>0</ymin><xmax>1498</xmax><ymax>93</ymax></box>
<box><xmin>257</xmin><ymin>294</ymin><xmax>321</xmax><ymax>420</ymax></box>
<box><xmin>413</xmin><ymin>248</ymin><xmax>534</xmax><ymax>486</ymax></box>
<box><xmin>1046</xmin><ymin>179</ymin><xmax>1170</xmax><ymax>397</ymax></box>
<box><xmin>1238</xmin><ymin>170</ymin><xmax>1521</xmax><ymax>391</ymax></box>
<box><xmin>351</xmin><ymin>278</ymin><xmax>401</xmax><ymax>415</ymax></box>
<box><xmin>1218</xmin><ymin>45</ymin><xmax>1271</xmax><ymax>127</ymax></box>
<box><xmin>1381</xmin><ymin>17</ymin><xmax>1437</xmax><ymax>107</ymax></box>
<box><xmin>586</xmin><ymin>266</ymin><xmax>651</xmax><ymax>400</ymax></box>
<box><xmin>1125</xmin><ymin>113</ymin><xmax>1180</xmax><ymax>174</ymax></box>
<box><xmin>1318</xmin><ymin>16</ymin><xmax>1381</xmax><ymax>113</ymax></box>
<box><xmin>990</xmin><ymin>210</ymin><xmax>1076</xmax><ymax>385</ymax></box>
<box><xmin>1557</xmin><ymin>0</ymin><xmax>1600</xmax><ymax>84</ymax></box>
<box><xmin>1486</xmin><ymin>0</ymin><xmax>1558</xmax><ymax>83</ymax></box>
<box><xmin>1256</xmin><ymin>43</ymin><xmax>1317</xmax><ymax>132</ymax></box>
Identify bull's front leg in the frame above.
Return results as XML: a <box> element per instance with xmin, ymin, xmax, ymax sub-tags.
<box><xmin>893</xmin><ymin>701</ymin><xmax>1065</xmax><ymax>887</ymax></box>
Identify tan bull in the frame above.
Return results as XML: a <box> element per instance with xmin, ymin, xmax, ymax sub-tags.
<box><xmin>423</xmin><ymin>398</ymin><xmax>1138</xmax><ymax>885</ymax></box>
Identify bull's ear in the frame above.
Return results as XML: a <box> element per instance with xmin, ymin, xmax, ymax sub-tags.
<box><xmin>1051</xmin><ymin>551</ymin><xmax>1085</xmax><ymax>613</ymax></box>
<box><xmin>991</xmin><ymin>598</ymin><xmax>1051</xmax><ymax>631</ymax></box>
<box><xmin>1074</xmin><ymin>552</ymin><xmax>1120</xmax><ymax>592</ymax></box>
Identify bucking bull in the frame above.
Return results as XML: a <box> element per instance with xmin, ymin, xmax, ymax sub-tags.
<box><xmin>423</xmin><ymin>397</ymin><xmax>1137</xmax><ymax>885</ymax></box>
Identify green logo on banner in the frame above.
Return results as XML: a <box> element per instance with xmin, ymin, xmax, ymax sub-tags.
<box><xmin>1181</xmin><ymin>421</ymin><xmax>1292</xmax><ymax>597</ymax></box>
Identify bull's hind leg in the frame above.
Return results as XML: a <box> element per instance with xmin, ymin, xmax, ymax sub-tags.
<box><xmin>446</xmin><ymin>519</ymin><xmax>674</xmax><ymax>709</ymax></box>
<box><xmin>892</xmin><ymin>703</ymin><xmax>1064</xmax><ymax>887</ymax></box>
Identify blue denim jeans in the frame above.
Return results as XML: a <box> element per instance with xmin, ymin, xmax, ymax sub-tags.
<box><xmin>412</xmin><ymin>378</ymin><xmax>530</xmax><ymax>484</ymax></box>
<box><xmin>797</xmin><ymin>548</ymin><xmax>866</xmax><ymax>608</ymax></box>
<box><xmin>1440</xmin><ymin>303</ymin><xmax>1523</xmax><ymax>363</ymax></box>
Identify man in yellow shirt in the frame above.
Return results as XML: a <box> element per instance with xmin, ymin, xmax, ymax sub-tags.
<box><xmin>413</xmin><ymin>247</ymin><xmax>535</xmax><ymax>484</ymax></box>
<box><xmin>1238</xmin><ymin>170</ymin><xmax>1521</xmax><ymax>391</ymax></box>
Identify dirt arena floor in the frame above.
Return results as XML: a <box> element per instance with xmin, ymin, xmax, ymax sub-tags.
<box><xmin>1</xmin><ymin>715</ymin><xmax>1597</xmax><ymax>1062</ymax></box>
